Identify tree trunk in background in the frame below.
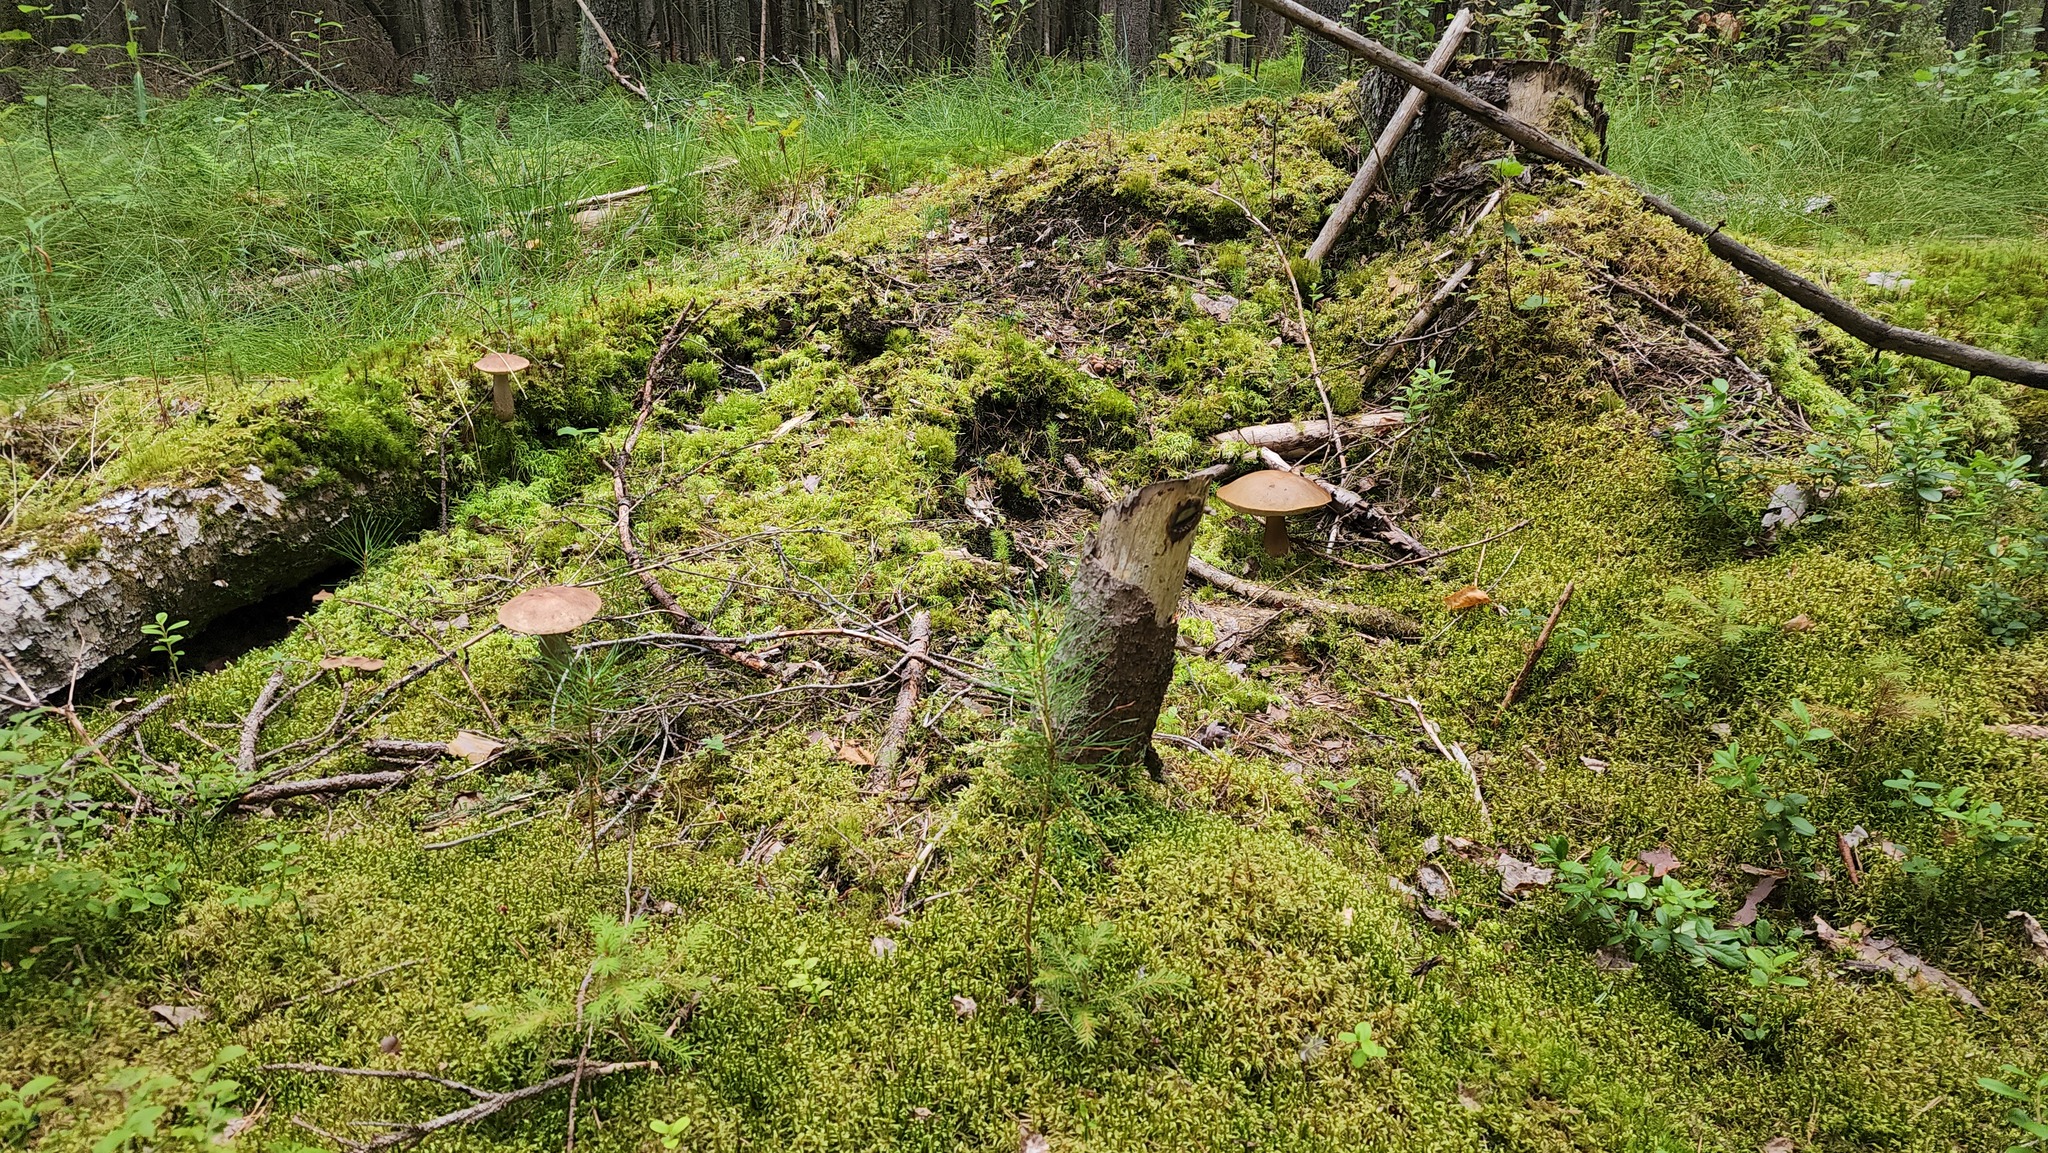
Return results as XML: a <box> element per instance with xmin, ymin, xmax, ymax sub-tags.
<box><xmin>579</xmin><ymin>0</ymin><xmax>640</xmax><ymax>76</ymax></box>
<box><xmin>1939</xmin><ymin>0</ymin><xmax>1981</xmax><ymax>49</ymax></box>
<box><xmin>419</xmin><ymin>0</ymin><xmax>455</xmax><ymax>96</ymax></box>
<box><xmin>1049</xmin><ymin>474</ymin><xmax>1211</xmax><ymax>777</ymax></box>
<box><xmin>491</xmin><ymin>0</ymin><xmax>522</xmax><ymax>80</ymax></box>
<box><xmin>1109</xmin><ymin>0</ymin><xmax>1149</xmax><ymax>68</ymax></box>
<box><xmin>1609</xmin><ymin>0</ymin><xmax>1637</xmax><ymax>66</ymax></box>
<box><xmin>859</xmin><ymin>0</ymin><xmax>906</xmax><ymax>65</ymax></box>
<box><xmin>1301</xmin><ymin>0</ymin><xmax>1342</xmax><ymax>83</ymax></box>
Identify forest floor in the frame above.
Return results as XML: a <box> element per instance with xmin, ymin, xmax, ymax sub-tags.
<box><xmin>4</xmin><ymin>63</ymin><xmax>2048</xmax><ymax>1153</ymax></box>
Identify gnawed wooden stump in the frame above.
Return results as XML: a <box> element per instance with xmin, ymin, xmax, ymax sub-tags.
<box><xmin>1051</xmin><ymin>474</ymin><xmax>1212</xmax><ymax>776</ymax></box>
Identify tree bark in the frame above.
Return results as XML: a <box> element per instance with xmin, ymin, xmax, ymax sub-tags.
<box><xmin>1050</xmin><ymin>473</ymin><xmax>1211</xmax><ymax>774</ymax></box>
<box><xmin>419</xmin><ymin>0</ymin><xmax>455</xmax><ymax>97</ymax></box>
<box><xmin>579</xmin><ymin>0</ymin><xmax>640</xmax><ymax>75</ymax></box>
<box><xmin>491</xmin><ymin>0</ymin><xmax>521</xmax><ymax>80</ymax></box>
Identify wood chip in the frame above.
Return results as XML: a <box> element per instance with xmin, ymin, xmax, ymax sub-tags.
<box><xmin>149</xmin><ymin>1004</ymin><xmax>209</xmax><ymax>1031</ymax></box>
<box><xmin>318</xmin><ymin>655</ymin><xmax>386</xmax><ymax>671</ymax></box>
<box><xmin>446</xmin><ymin>731</ymin><xmax>504</xmax><ymax>765</ymax></box>
<box><xmin>2010</xmin><ymin>910</ymin><xmax>2048</xmax><ymax>966</ymax></box>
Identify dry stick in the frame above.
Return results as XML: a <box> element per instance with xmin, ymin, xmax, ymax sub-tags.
<box><xmin>1207</xmin><ymin>185</ymin><xmax>1343</xmax><ymax>460</ymax></box>
<box><xmin>572</xmin><ymin>0</ymin><xmax>656</xmax><ymax>106</ymax></box>
<box><xmin>1306</xmin><ymin>8</ymin><xmax>1474</xmax><ymax>266</ymax></box>
<box><xmin>1361</xmin><ymin>259</ymin><xmax>1476</xmax><ymax>391</ymax></box>
<box><xmin>58</xmin><ymin>694</ymin><xmax>171</xmax><ymax>775</ymax></box>
<box><xmin>1187</xmin><ymin>557</ymin><xmax>1420</xmax><ymax>639</ymax></box>
<box><xmin>1496</xmin><ymin>579</ymin><xmax>1573</xmax><ymax>720</ymax></box>
<box><xmin>236</xmin><ymin>669</ymin><xmax>291</xmax><ymax>776</ymax></box>
<box><xmin>207</xmin><ymin>0</ymin><xmax>395</xmax><ymax>129</ymax></box>
<box><xmin>1213</xmin><ymin>411</ymin><xmax>1406</xmax><ymax>458</ymax></box>
<box><xmin>237</xmin><ymin>770</ymin><xmax>410</xmax><ymax>808</ymax></box>
<box><xmin>424</xmin><ymin>816</ymin><xmax>538</xmax><ymax>851</ymax></box>
<box><xmin>866</xmin><ymin>610</ymin><xmax>931</xmax><ymax>795</ymax></box>
<box><xmin>610</xmin><ymin>310</ymin><xmax>771</xmax><ymax>678</ymax></box>
<box><xmin>1245</xmin><ymin>0</ymin><xmax>2048</xmax><ymax>390</ymax></box>
<box><xmin>889</xmin><ymin>812</ymin><xmax>954</xmax><ymax>919</ymax></box>
<box><xmin>1346</xmin><ymin>517</ymin><xmax>1528</xmax><ymax>572</ymax></box>
<box><xmin>265</xmin><ymin>1061</ymin><xmax>655</xmax><ymax>1153</ymax></box>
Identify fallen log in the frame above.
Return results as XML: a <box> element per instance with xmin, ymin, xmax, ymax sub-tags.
<box><xmin>1306</xmin><ymin>9</ymin><xmax>1474</xmax><ymax>265</ymax></box>
<box><xmin>1246</xmin><ymin>0</ymin><xmax>2048</xmax><ymax>390</ymax></box>
<box><xmin>1188</xmin><ymin>557</ymin><xmax>1420</xmax><ymax>638</ymax></box>
<box><xmin>1214</xmin><ymin>412</ymin><xmax>1406</xmax><ymax>458</ymax></box>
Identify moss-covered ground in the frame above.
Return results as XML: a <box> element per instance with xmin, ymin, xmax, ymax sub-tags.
<box><xmin>5</xmin><ymin>85</ymin><xmax>2048</xmax><ymax>1152</ymax></box>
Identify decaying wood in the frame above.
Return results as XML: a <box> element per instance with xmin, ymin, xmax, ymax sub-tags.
<box><xmin>1360</xmin><ymin>258</ymin><xmax>1476</xmax><ymax>390</ymax></box>
<box><xmin>1245</xmin><ymin>0</ymin><xmax>2048</xmax><ymax>390</ymax></box>
<box><xmin>1497</xmin><ymin>580</ymin><xmax>1573</xmax><ymax>718</ymax></box>
<box><xmin>236</xmin><ymin>770</ymin><xmax>409</xmax><ymax>808</ymax></box>
<box><xmin>364</xmin><ymin>738</ymin><xmax>455</xmax><ymax>763</ymax></box>
<box><xmin>866</xmin><ymin>610</ymin><xmax>931</xmax><ymax>795</ymax></box>
<box><xmin>1063</xmin><ymin>454</ymin><xmax>1120</xmax><ymax>507</ymax></box>
<box><xmin>1187</xmin><ymin>557</ymin><xmax>1420</xmax><ymax>639</ymax></box>
<box><xmin>1305</xmin><ymin>9</ymin><xmax>1473</xmax><ymax>265</ymax></box>
<box><xmin>263</xmin><ymin>1060</ymin><xmax>656</xmax><ymax>1153</ymax></box>
<box><xmin>1051</xmin><ymin>474</ymin><xmax>1213</xmax><ymax>770</ymax></box>
<box><xmin>236</xmin><ymin>669</ymin><xmax>292</xmax><ymax>776</ymax></box>
<box><xmin>1213</xmin><ymin>412</ymin><xmax>1406</xmax><ymax>458</ymax></box>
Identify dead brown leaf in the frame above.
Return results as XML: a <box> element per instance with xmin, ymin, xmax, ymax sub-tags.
<box><xmin>1813</xmin><ymin>916</ymin><xmax>1983</xmax><ymax>1008</ymax></box>
<box><xmin>446</xmin><ymin>731</ymin><xmax>504</xmax><ymax>765</ymax></box>
<box><xmin>1416</xmin><ymin>863</ymin><xmax>1454</xmax><ymax>901</ymax></box>
<box><xmin>1637</xmin><ymin>844</ymin><xmax>1682</xmax><ymax>878</ymax></box>
<box><xmin>1761</xmin><ymin>1139</ymin><xmax>1796</xmax><ymax>1153</ymax></box>
<box><xmin>1781</xmin><ymin>614</ymin><xmax>1817</xmax><ymax>633</ymax></box>
<box><xmin>836</xmin><ymin>740</ymin><xmax>876</xmax><ymax>767</ymax></box>
<box><xmin>149</xmin><ymin>1004</ymin><xmax>209</xmax><ymax>1031</ymax></box>
<box><xmin>1444</xmin><ymin>585</ymin><xmax>1492</xmax><ymax>612</ymax></box>
<box><xmin>1729</xmin><ymin>873</ymin><xmax>1782</xmax><ymax>927</ymax></box>
<box><xmin>318</xmin><ymin>655</ymin><xmax>386</xmax><ymax>672</ymax></box>
<box><xmin>1495</xmin><ymin>853</ymin><xmax>1555</xmax><ymax>900</ymax></box>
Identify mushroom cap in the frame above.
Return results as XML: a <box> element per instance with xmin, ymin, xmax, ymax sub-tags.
<box><xmin>497</xmin><ymin>585</ymin><xmax>602</xmax><ymax>636</ymax></box>
<box><xmin>474</xmin><ymin>351</ymin><xmax>531</xmax><ymax>376</ymax></box>
<box><xmin>1215</xmin><ymin>469</ymin><xmax>1332</xmax><ymax>518</ymax></box>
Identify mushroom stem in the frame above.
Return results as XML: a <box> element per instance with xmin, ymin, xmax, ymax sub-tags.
<box><xmin>490</xmin><ymin>372</ymin><xmax>516</xmax><ymax>423</ymax></box>
<box><xmin>536</xmin><ymin>632</ymin><xmax>572</xmax><ymax>664</ymax></box>
<box><xmin>1261</xmin><ymin>516</ymin><xmax>1292</xmax><ymax>557</ymax></box>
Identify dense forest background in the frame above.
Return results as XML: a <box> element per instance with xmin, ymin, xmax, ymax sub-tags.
<box><xmin>0</xmin><ymin>0</ymin><xmax>2042</xmax><ymax>102</ymax></box>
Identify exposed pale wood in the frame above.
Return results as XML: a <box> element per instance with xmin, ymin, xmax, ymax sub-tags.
<box><xmin>867</xmin><ymin>610</ymin><xmax>931</xmax><ymax>794</ymax></box>
<box><xmin>1306</xmin><ymin>9</ymin><xmax>1473</xmax><ymax>266</ymax></box>
<box><xmin>1214</xmin><ymin>411</ymin><xmax>1406</xmax><ymax>458</ymax></box>
<box><xmin>1187</xmin><ymin>556</ymin><xmax>1420</xmax><ymax>638</ymax></box>
<box><xmin>1051</xmin><ymin>474</ymin><xmax>1213</xmax><ymax>770</ymax></box>
<box><xmin>1245</xmin><ymin>0</ymin><xmax>2048</xmax><ymax>390</ymax></box>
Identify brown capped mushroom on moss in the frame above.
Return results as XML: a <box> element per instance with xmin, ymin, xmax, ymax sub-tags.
<box><xmin>1215</xmin><ymin>469</ymin><xmax>1332</xmax><ymax>557</ymax></box>
<box><xmin>474</xmin><ymin>351</ymin><xmax>531</xmax><ymax>424</ymax></box>
<box><xmin>497</xmin><ymin>584</ymin><xmax>601</xmax><ymax>663</ymax></box>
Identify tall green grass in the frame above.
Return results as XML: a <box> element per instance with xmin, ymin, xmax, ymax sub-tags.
<box><xmin>0</xmin><ymin>62</ymin><xmax>1301</xmax><ymax>394</ymax></box>
<box><xmin>1606</xmin><ymin>67</ymin><xmax>2048</xmax><ymax>245</ymax></box>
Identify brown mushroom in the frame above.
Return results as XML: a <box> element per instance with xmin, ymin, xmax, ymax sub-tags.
<box><xmin>1215</xmin><ymin>469</ymin><xmax>1332</xmax><ymax>557</ymax></box>
<box><xmin>474</xmin><ymin>351</ymin><xmax>531</xmax><ymax>424</ymax></box>
<box><xmin>497</xmin><ymin>585</ymin><xmax>602</xmax><ymax>663</ymax></box>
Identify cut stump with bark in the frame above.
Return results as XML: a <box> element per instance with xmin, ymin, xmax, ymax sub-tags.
<box><xmin>1051</xmin><ymin>474</ymin><xmax>1212</xmax><ymax>775</ymax></box>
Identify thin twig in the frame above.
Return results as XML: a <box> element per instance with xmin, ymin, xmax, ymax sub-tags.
<box><xmin>1497</xmin><ymin>580</ymin><xmax>1574</xmax><ymax>720</ymax></box>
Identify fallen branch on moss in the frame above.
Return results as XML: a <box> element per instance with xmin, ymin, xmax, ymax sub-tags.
<box><xmin>1247</xmin><ymin>0</ymin><xmax>2048</xmax><ymax>390</ymax></box>
<box><xmin>236</xmin><ymin>770</ymin><xmax>410</xmax><ymax>809</ymax></box>
<box><xmin>1497</xmin><ymin>580</ymin><xmax>1574</xmax><ymax>719</ymax></box>
<box><xmin>263</xmin><ymin>1060</ymin><xmax>657</xmax><ymax>1153</ymax></box>
<box><xmin>1213</xmin><ymin>412</ymin><xmax>1406</xmax><ymax>459</ymax></box>
<box><xmin>867</xmin><ymin>610</ymin><xmax>932</xmax><ymax>796</ymax></box>
<box><xmin>1187</xmin><ymin>557</ymin><xmax>1420</xmax><ymax>639</ymax></box>
<box><xmin>1360</xmin><ymin>259</ymin><xmax>1477</xmax><ymax>391</ymax></box>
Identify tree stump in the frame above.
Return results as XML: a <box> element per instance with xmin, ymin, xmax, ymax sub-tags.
<box><xmin>1361</xmin><ymin>58</ymin><xmax>1608</xmax><ymax>233</ymax></box>
<box><xmin>1050</xmin><ymin>473</ymin><xmax>1211</xmax><ymax>777</ymax></box>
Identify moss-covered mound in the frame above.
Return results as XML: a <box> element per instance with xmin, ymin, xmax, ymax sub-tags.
<box><xmin>5</xmin><ymin>86</ymin><xmax>2047</xmax><ymax>1153</ymax></box>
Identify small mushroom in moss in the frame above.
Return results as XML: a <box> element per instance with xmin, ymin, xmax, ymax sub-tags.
<box><xmin>1215</xmin><ymin>469</ymin><xmax>1332</xmax><ymax>558</ymax></box>
<box><xmin>474</xmin><ymin>351</ymin><xmax>531</xmax><ymax>424</ymax></box>
<box><xmin>497</xmin><ymin>585</ymin><xmax>601</xmax><ymax>664</ymax></box>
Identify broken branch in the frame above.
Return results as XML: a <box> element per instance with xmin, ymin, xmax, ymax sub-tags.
<box><xmin>1187</xmin><ymin>557</ymin><xmax>1420</xmax><ymax>639</ymax></box>
<box><xmin>1497</xmin><ymin>580</ymin><xmax>1573</xmax><ymax>719</ymax></box>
